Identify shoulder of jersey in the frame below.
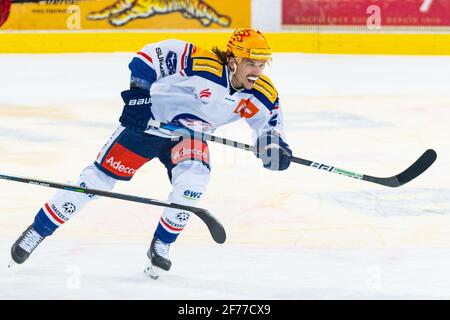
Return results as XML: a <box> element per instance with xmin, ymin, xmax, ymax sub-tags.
<box><xmin>185</xmin><ymin>45</ymin><xmax>226</xmax><ymax>85</ymax></box>
<box><xmin>252</xmin><ymin>74</ymin><xmax>278</xmax><ymax>105</ymax></box>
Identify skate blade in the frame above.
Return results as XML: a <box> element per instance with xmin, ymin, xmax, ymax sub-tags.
<box><xmin>144</xmin><ymin>262</ymin><xmax>162</xmax><ymax>280</ymax></box>
<box><xmin>8</xmin><ymin>259</ymin><xmax>16</xmax><ymax>268</ymax></box>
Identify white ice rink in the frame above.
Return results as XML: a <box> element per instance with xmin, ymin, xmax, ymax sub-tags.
<box><xmin>0</xmin><ymin>52</ymin><xmax>449</xmax><ymax>299</ymax></box>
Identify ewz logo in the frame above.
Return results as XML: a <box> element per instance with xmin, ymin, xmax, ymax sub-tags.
<box><xmin>183</xmin><ymin>190</ymin><xmax>203</xmax><ymax>200</ymax></box>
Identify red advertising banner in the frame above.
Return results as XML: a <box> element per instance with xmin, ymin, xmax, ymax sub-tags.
<box><xmin>283</xmin><ymin>0</ymin><xmax>450</xmax><ymax>26</ymax></box>
<box><xmin>0</xmin><ymin>0</ymin><xmax>11</xmax><ymax>27</ymax></box>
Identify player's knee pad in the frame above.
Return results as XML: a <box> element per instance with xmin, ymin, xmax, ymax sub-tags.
<box><xmin>169</xmin><ymin>160</ymin><xmax>210</xmax><ymax>204</ymax></box>
<box><xmin>42</xmin><ymin>164</ymin><xmax>117</xmax><ymax>227</ymax></box>
<box><xmin>78</xmin><ymin>164</ymin><xmax>117</xmax><ymax>195</ymax></box>
<box><xmin>155</xmin><ymin>161</ymin><xmax>210</xmax><ymax>243</ymax></box>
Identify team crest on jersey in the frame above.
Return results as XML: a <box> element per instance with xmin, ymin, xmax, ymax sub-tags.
<box><xmin>199</xmin><ymin>88</ymin><xmax>211</xmax><ymax>98</ymax></box>
<box><xmin>234</xmin><ymin>99</ymin><xmax>259</xmax><ymax>118</ymax></box>
<box><xmin>198</xmin><ymin>88</ymin><xmax>212</xmax><ymax>103</ymax></box>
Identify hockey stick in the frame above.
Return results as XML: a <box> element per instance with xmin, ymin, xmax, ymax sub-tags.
<box><xmin>147</xmin><ymin>120</ymin><xmax>437</xmax><ymax>188</ymax></box>
<box><xmin>0</xmin><ymin>173</ymin><xmax>226</xmax><ymax>244</ymax></box>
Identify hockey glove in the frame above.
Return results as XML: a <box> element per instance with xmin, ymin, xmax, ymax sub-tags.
<box><xmin>119</xmin><ymin>88</ymin><xmax>153</xmax><ymax>132</ymax></box>
<box><xmin>255</xmin><ymin>130</ymin><xmax>292</xmax><ymax>171</ymax></box>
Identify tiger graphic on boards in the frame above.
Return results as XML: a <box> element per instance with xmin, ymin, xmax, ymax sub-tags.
<box><xmin>88</xmin><ymin>0</ymin><xmax>231</xmax><ymax>27</ymax></box>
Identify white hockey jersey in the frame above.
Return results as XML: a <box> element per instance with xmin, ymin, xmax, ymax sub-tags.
<box><xmin>128</xmin><ymin>39</ymin><xmax>287</xmax><ymax>142</ymax></box>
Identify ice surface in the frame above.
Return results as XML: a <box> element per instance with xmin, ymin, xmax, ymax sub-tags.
<box><xmin>0</xmin><ymin>53</ymin><xmax>449</xmax><ymax>299</ymax></box>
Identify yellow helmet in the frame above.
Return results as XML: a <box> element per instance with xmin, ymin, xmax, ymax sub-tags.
<box><xmin>226</xmin><ymin>28</ymin><xmax>272</xmax><ymax>62</ymax></box>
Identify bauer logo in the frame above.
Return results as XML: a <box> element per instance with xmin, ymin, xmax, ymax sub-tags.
<box><xmin>183</xmin><ymin>190</ymin><xmax>203</xmax><ymax>200</ymax></box>
<box><xmin>166</xmin><ymin>51</ymin><xmax>177</xmax><ymax>75</ymax></box>
<box><xmin>129</xmin><ymin>98</ymin><xmax>151</xmax><ymax>106</ymax></box>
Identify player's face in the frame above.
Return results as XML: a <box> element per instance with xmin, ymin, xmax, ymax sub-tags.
<box><xmin>232</xmin><ymin>58</ymin><xmax>267</xmax><ymax>90</ymax></box>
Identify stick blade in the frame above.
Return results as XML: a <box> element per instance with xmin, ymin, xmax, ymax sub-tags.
<box><xmin>395</xmin><ymin>149</ymin><xmax>437</xmax><ymax>186</ymax></box>
<box><xmin>366</xmin><ymin>149</ymin><xmax>437</xmax><ymax>187</ymax></box>
<box><xmin>190</xmin><ymin>208</ymin><xmax>227</xmax><ymax>244</ymax></box>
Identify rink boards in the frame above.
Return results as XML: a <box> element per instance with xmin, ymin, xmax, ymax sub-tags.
<box><xmin>1</xmin><ymin>31</ymin><xmax>450</xmax><ymax>55</ymax></box>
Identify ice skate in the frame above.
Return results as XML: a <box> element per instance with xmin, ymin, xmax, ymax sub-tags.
<box><xmin>10</xmin><ymin>225</ymin><xmax>44</xmax><ymax>266</ymax></box>
<box><xmin>144</xmin><ymin>238</ymin><xmax>172</xmax><ymax>280</ymax></box>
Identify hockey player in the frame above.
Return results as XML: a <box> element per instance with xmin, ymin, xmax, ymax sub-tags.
<box><xmin>10</xmin><ymin>28</ymin><xmax>292</xmax><ymax>278</ymax></box>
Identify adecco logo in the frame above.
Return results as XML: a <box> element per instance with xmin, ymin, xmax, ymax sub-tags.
<box><xmin>172</xmin><ymin>147</ymin><xmax>209</xmax><ymax>163</ymax></box>
<box><xmin>106</xmin><ymin>157</ymin><xmax>137</xmax><ymax>175</ymax></box>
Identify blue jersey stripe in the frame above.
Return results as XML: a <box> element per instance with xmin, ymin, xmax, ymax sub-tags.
<box><xmin>245</xmin><ymin>89</ymin><xmax>279</xmax><ymax>113</ymax></box>
<box><xmin>129</xmin><ymin>57</ymin><xmax>157</xmax><ymax>89</ymax></box>
<box><xmin>184</xmin><ymin>48</ymin><xmax>228</xmax><ymax>88</ymax></box>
